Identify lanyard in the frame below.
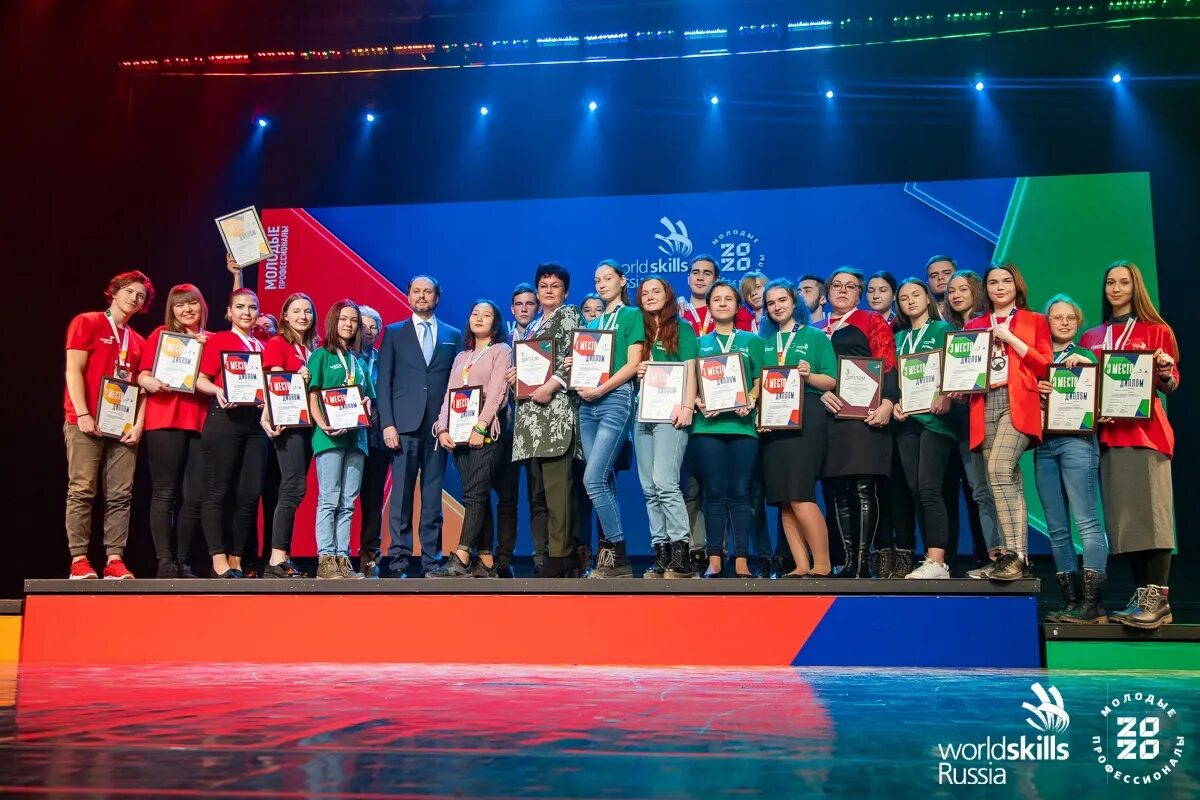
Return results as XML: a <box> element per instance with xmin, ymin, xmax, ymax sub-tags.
<box><xmin>825</xmin><ymin>309</ymin><xmax>856</xmax><ymax>339</ymax></box>
<box><xmin>776</xmin><ymin>324</ymin><xmax>800</xmax><ymax>366</ymax></box>
<box><xmin>990</xmin><ymin>308</ymin><xmax>1017</xmax><ymax>329</ymax></box>
<box><xmin>335</xmin><ymin>349</ymin><xmax>359</xmax><ymax>385</ymax></box>
<box><xmin>527</xmin><ymin>306</ymin><xmax>560</xmax><ymax>339</ymax></box>
<box><xmin>461</xmin><ymin>343</ymin><xmax>492</xmax><ymax>383</ymax></box>
<box><xmin>750</xmin><ymin>315</ymin><xmax>760</xmax><ymax>335</ymax></box>
<box><xmin>294</xmin><ymin>343</ymin><xmax>309</xmax><ymax>364</ymax></box>
<box><xmin>902</xmin><ymin>322</ymin><xmax>929</xmax><ymax>356</ymax></box>
<box><xmin>104</xmin><ymin>311</ymin><xmax>130</xmax><ymax>369</ymax></box>
<box><xmin>686</xmin><ymin>302</ymin><xmax>713</xmax><ymax>335</ymax></box>
<box><xmin>234</xmin><ymin>329</ymin><xmax>262</xmax><ymax>352</ymax></box>
<box><xmin>599</xmin><ymin>304</ymin><xmax>624</xmax><ymax>331</ymax></box>
<box><xmin>1053</xmin><ymin>343</ymin><xmax>1075</xmax><ymax>364</ymax></box>
<box><xmin>1103</xmin><ymin>316</ymin><xmax>1137</xmax><ymax>350</ymax></box>
<box><xmin>716</xmin><ymin>331</ymin><xmax>736</xmax><ymax>355</ymax></box>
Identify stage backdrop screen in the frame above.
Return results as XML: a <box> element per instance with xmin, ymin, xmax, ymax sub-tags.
<box><xmin>262</xmin><ymin>171</ymin><xmax>1159</xmax><ymax>558</ymax></box>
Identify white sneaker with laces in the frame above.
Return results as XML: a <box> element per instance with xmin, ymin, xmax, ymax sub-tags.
<box><xmin>905</xmin><ymin>558</ymin><xmax>950</xmax><ymax>580</ymax></box>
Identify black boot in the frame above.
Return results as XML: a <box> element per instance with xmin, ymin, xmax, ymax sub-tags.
<box><xmin>831</xmin><ymin>481</ymin><xmax>857</xmax><ymax>577</ymax></box>
<box><xmin>873</xmin><ymin>548</ymin><xmax>896</xmax><ymax>580</ymax></box>
<box><xmin>689</xmin><ymin>549</ymin><xmax>707</xmax><ymax>580</ymax></box>
<box><xmin>540</xmin><ymin>555</ymin><xmax>580</xmax><ymax>578</ymax></box>
<box><xmin>643</xmin><ymin>543</ymin><xmax>670</xmax><ymax>580</ymax></box>
<box><xmin>1061</xmin><ymin>570</ymin><xmax>1106</xmax><ymax>624</ymax></box>
<box><xmin>841</xmin><ymin>478</ymin><xmax>878</xmax><ymax>578</ymax></box>
<box><xmin>156</xmin><ymin>558</ymin><xmax>181</xmax><ymax>579</ymax></box>
<box><xmin>664</xmin><ymin>541</ymin><xmax>694</xmax><ymax>579</ymax></box>
<box><xmin>1046</xmin><ymin>572</ymin><xmax>1081</xmax><ymax>622</ymax></box>
<box><xmin>891</xmin><ymin>549</ymin><xmax>913</xmax><ymax>580</ymax></box>
<box><xmin>589</xmin><ymin>540</ymin><xmax>632</xmax><ymax>578</ymax></box>
<box><xmin>1121</xmin><ymin>584</ymin><xmax>1172</xmax><ymax>630</ymax></box>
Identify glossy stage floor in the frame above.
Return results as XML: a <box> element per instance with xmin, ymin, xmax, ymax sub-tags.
<box><xmin>2</xmin><ymin>662</ymin><xmax>1197</xmax><ymax>799</ymax></box>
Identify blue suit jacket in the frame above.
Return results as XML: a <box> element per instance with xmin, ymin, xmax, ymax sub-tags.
<box><xmin>377</xmin><ymin>317</ymin><xmax>463</xmax><ymax>435</ymax></box>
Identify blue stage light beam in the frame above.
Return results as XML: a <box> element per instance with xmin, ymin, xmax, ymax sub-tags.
<box><xmin>257</xmin><ymin>117</ymin><xmax>269</xmax><ymax>128</ymax></box>
<box><xmin>365</xmin><ymin>112</ymin><xmax>376</xmax><ymax>122</ymax></box>
<box><xmin>1112</xmin><ymin>73</ymin><xmax>1123</xmax><ymax>84</ymax></box>
<box><xmin>479</xmin><ymin>106</ymin><xmax>489</xmax><ymax>116</ymax></box>
<box><xmin>974</xmin><ymin>80</ymin><xmax>985</xmax><ymax>92</ymax></box>
<box><xmin>825</xmin><ymin>89</ymin><xmax>834</xmax><ymax>99</ymax></box>
<box><xmin>588</xmin><ymin>100</ymin><xmax>598</xmax><ymax>112</ymax></box>
<box><xmin>710</xmin><ymin>95</ymin><xmax>719</xmax><ymax>105</ymax></box>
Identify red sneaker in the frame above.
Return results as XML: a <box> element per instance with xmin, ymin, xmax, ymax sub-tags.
<box><xmin>68</xmin><ymin>560</ymin><xmax>98</xmax><ymax>580</ymax></box>
<box><xmin>103</xmin><ymin>559</ymin><xmax>135</xmax><ymax>580</ymax></box>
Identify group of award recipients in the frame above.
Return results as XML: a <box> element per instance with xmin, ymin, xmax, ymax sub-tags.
<box><xmin>62</xmin><ymin>253</ymin><xmax>1179</xmax><ymax>630</ymax></box>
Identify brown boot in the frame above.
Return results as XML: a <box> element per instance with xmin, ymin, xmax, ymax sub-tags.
<box><xmin>316</xmin><ymin>555</ymin><xmax>344</xmax><ymax>579</ymax></box>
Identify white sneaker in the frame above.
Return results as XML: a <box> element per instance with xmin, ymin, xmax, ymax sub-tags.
<box><xmin>905</xmin><ymin>558</ymin><xmax>950</xmax><ymax>580</ymax></box>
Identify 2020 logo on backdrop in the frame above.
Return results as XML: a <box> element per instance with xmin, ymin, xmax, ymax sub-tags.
<box><xmin>711</xmin><ymin>227</ymin><xmax>766</xmax><ymax>274</ymax></box>
<box><xmin>1092</xmin><ymin>691</ymin><xmax>1187</xmax><ymax>786</ymax></box>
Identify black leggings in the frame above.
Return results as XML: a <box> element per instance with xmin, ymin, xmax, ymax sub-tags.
<box><xmin>895</xmin><ymin>420</ymin><xmax>955</xmax><ymax>551</ymax></box>
<box><xmin>271</xmin><ymin>428</ymin><xmax>313</xmax><ymax>552</ymax></box>
<box><xmin>144</xmin><ymin>428</ymin><xmax>204</xmax><ymax>562</ymax></box>
<box><xmin>201</xmin><ymin>406</ymin><xmax>267</xmax><ymax>557</ymax></box>
<box><xmin>453</xmin><ymin>439</ymin><xmax>505</xmax><ymax>554</ymax></box>
<box><xmin>359</xmin><ymin>445</ymin><xmax>392</xmax><ymax>557</ymax></box>
<box><xmin>1127</xmin><ymin>549</ymin><xmax>1172</xmax><ymax>587</ymax></box>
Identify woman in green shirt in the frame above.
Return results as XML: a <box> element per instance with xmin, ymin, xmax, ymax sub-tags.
<box><xmin>693</xmin><ymin>280</ymin><xmax>764</xmax><ymax>578</ymax></box>
<box><xmin>758</xmin><ymin>279</ymin><xmax>838</xmax><ymax>577</ymax></box>
<box><xmin>892</xmin><ymin>278</ymin><xmax>956</xmax><ymax>579</ymax></box>
<box><xmin>308</xmin><ymin>300</ymin><xmax>376</xmax><ymax>580</ymax></box>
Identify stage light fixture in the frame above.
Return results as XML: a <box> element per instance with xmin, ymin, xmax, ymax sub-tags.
<box><xmin>480</xmin><ymin>106</ymin><xmax>489</xmax><ymax>116</ymax></box>
<box><xmin>974</xmin><ymin>81</ymin><xmax>985</xmax><ymax>91</ymax></box>
<box><xmin>1112</xmin><ymin>73</ymin><xmax>1123</xmax><ymax>84</ymax></box>
<box><xmin>710</xmin><ymin>95</ymin><xmax>719</xmax><ymax>105</ymax></box>
<box><xmin>824</xmin><ymin>89</ymin><xmax>834</xmax><ymax>99</ymax></box>
<box><xmin>365</xmin><ymin>112</ymin><xmax>376</xmax><ymax>122</ymax></box>
<box><xmin>588</xmin><ymin>100</ymin><xmax>598</xmax><ymax>112</ymax></box>
<box><xmin>257</xmin><ymin>118</ymin><xmax>268</xmax><ymax>128</ymax></box>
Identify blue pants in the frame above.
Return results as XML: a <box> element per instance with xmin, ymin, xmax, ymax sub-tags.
<box><xmin>387</xmin><ymin>428</ymin><xmax>448</xmax><ymax>575</ymax></box>
<box><xmin>691</xmin><ymin>434</ymin><xmax>759</xmax><ymax>559</ymax></box>
<box><xmin>579</xmin><ymin>383</ymin><xmax>633</xmax><ymax>544</ymax></box>
<box><xmin>315</xmin><ymin>448</ymin><xmax>365</xmax><ymax>557</ymax></box>
<box><xmin>633</xmin><ymin>421</ymin><xmax>690</xmax><ymax>545</ymax></box>
<box><xmin>1034</xmin><ymin>435</ymin><xmax>1108</xmax><ymax>574</ymax></box>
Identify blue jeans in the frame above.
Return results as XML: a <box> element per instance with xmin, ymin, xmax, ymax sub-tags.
<box><xmin>633</xmin><ymin>421</ymin><xmax>690</xmax><ymax>545</ymax></box>
<box><xmin>1034</xmin><ymin>435</ymin><xmax>1108</xmax><ymax>574</ymax></box>
<box><xmin>959</xmin><ymin>440</ymin><xmax>1001</xmax><ymax>551</ymax></box>
<box><xmin>315</xmin><ymin>447</ymin><xmax>365</xmax><ymax>557</ymax></box>
<box><xmin>691</xmin><ymin>434</ymin><xmax>759</xmax><ymax>559</ymax></box>
<box><xmin>579</xmin><ymin>383</ymin><xmax>634</xmax><ymax>544</ymax></box>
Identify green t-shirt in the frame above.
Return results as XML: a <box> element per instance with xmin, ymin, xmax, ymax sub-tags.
<box><xmin>894</xmin><ymin>319</ymin><xmax>955</xmax><ymax>440</ymax></box>
<box><xmin>647</xmin><ymin>319</ymin><xmax>699</xmax><ymax>362</ymax></box>
<box><xmin>761</xmin><ymin>324</ymin><xmax>837</xmax><ymax>396</ymax></box>
<box><xmin>307</xmin><ymin>347</ymin><xmax>377</xmax><ymax>455</ymax></box>
<box><xmin>693</xmin><ymin>330</ymin><xmax>764</xmax><ymax>438</ymax></box>
<box><xmin>587</xmin><ymin>305</ymin><xmax>645</xmax><ymax>377</ymax></box>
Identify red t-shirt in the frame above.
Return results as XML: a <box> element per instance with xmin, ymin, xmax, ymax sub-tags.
<box><xmin>1079</xmin><ymin>318</ymin><xmax>1179</xmax><ymax>457</ymax></box>
<box><xmin>63</xmin><ymin>311</ymin><xmax>146</xmax><ymax>424</ymax></box>
<box><xmin>262</xmin><ymin>335</ymin><xmax>311</xmax><ymax>372</ymax></box>
<box><xmin>138</xmin><ymin>326</ymin><xmax>211</xmax><ymax>432</ymax></box>
<box><xmin>680</xmin><ymin>301</ymin><xmax>754</xmax><ymax>336</ymax></box>
<box><xmin>199</xmin><ymin>329</ymin><xmax>263</xmax><ymax>392</ymax></box>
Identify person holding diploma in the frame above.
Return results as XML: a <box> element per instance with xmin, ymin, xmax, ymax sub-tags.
<box><xmin>138</xmin><ymin>283</ymin><xmax>209</xmax><ymax>578</ymax></box>
<box><xmin>259</xmin><ymin>293</ymin><xmax>317</xmax><ymax>579</ymax></box>
<box><xmin>758</xmin><ymin>279</ymin><xmax>837</xmax><ymax>578</ymax></box>
<box><xmin>308</xmin><ymin>300</ymin><xmax>375</xmax><ymax>580</ymax></box>
<box><xmin>580</xmin><ymin>294</ymin><xmax>604</xmax><ymax>324</ymax></box>
<box><xmin>891</xmin><ymin>278</ymin><xmax>956</xmax><ymax>579</ymax></box>
<box><xmin>63</xmin><ymin>270</ymin><xmax>153</xmax><ymax>579</ymax></box>
<box><xmin>195</xmin><ymin>288</ymin><xmax>268</xmax><ymax>578</ymax></box>
<box><xmin>692</xmin><ymin>280</ymin><xmax>764</xmax><ymax>578</ymax></box>
<box><xmin>509</xmin><ymin>263</ymin><xmax>586</xmax><ymax>578</ymax></box>
<box><xmin>356</xmin><ymin>305</ymin><xmax>387</xmax><ymax>578</ymax></box>
<box><xmin>565</xmin><ymin>260</ymin><xmax>645</xmax><ymax>578</ymax></box>
<box><xmin>1033</xmin><ymin>295</ymin><xmax>1108</xmax><ymax>621</ymax></box>
<box><xmin>428</xmin><ymin>301</ymin><xmax>512</xmax><ymax>577</ymax></box>
<box><xmin>631</xmin><ymin>278</ymin><xmax>698</xmax><ymax>579</ymax></box>
<box><xmin>1078</xmin><ymin>261</ymin><xmax>1179</xmax><ymax>629</ymax></box>
<box><xmin>959</xmin><ymin>262</ymin><xmax>1052</xmax><ymax>582</ymax></box>
<box><xmin>816</xmin><ymin>268</ymin><xmax>898</xmax><ymax>579</ymax></box>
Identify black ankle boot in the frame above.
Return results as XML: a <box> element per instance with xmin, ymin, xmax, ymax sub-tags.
<box><xmin>156</xmin><ymin>558</ymin><xmax>181</xmax><ymax>579</ymax></box>
<box><xmin>1046</xmin><ymin>571</ymin><xmax>1081</xmax><ymax>622</ymax></box>
<box><xmin>1061</xmin><ymin>569</ymin><xmax>1106</xmax><ymax>624</ymax></box>
<box><xmin>589</xmin><ymin>540</ymin><xmax>632</xmax><ymax>578</ymax></box>
<box><xmin>873</xmin><ymin>548</ymin><xmax>896</xmax><ymax>579</ymax></box>
<box><xmin>540</xmin><ymin>555</ymin><xmax>580</xmax><ymax>578</ymax></box>
<box><xmin>1121</xmin><ymin>584</ymin><xmax>1172</xmax><ymax>630</ymax></box>
<box><xmin>643</xmin><ymin>543</ymin><xmax>670</xmax><ymax>580</ymax></box>
<box><xmin>664</xmin><ymin>541</ymin><xmax>694</xmax><ymax>579</ymax></box>
<box><xmin>891</xmin><ymin>549</ymin><xmax>913</xmax><ymax>579</ymax></box>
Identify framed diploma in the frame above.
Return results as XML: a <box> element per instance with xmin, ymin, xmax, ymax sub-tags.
<box><xmin>320</xmin><ymin>385</ymin><xmax>370</xmax><ymax>429</ymax></box>
<box><xmin>221</xmin><ymin>351</ymin><xmax>265</xmax><ymax>406</ymax></box>
<box><xmin>150</xmin><ymin>331</ymin><xmax>202</xmax><ymax>393</ymax></box>
<box><xmin>448</xmin><ymin>385</ymin><xmax>483</xmax><ymax>444</ymax></box>
<box><xmin>1099</xmin><ymin>350</ymin><xmax>1155</xmax><ymax>421</ymax></box>
<box><xmin>264</xmin><ymin>372</ymin><xmax>311</xmax><ymax>428</ymax></box>
<box><xmin>940</xmin><ymin>330</ymin><xmax>991</xmax><ymax>394</ymax></box>
<box><xmin>515</xmin><ymin>337</ymin><xmax>555</xmax><ymax>400</ymax></box>
<box><xmin>898</xmin><ymin>350</ymin><xmax>942</xmax><ymax>415</ymax></box>
<box><xmin>216</xmin><ymin>206</ymin><xmax>272</xmax><ymax>269</ymax></box>
<box><xmin>637</xmin><ymin>362</ymin><xmax>688</xmax><ymax>424</ymax></box>
<box><xmin>568</xmin><ymin>329</ymin><xmax>615</xmax><ymax>390</ymax></box>
<box><xmin>758</xmin><ymin>367</ymin><xmax>803</xmax><ymax>430</ymax></box>
<box><xmin>96</xmin><ymin>377</ymin><xmax>139</xmax><ymax>439</ymax></box>
<box><xmin>697</xmin><ymin>354</ymin><xmax>748</xmax><ymax>413</ymax></box>
<box><xmin>834</xmin><ymin>357</ymin><xmax>883</xmax><ymax>420</ymax></box>
<box><xmin>1045</xmin><ymin>364</ymin><xmax>1099</xmax><ymax>434</ymax></box>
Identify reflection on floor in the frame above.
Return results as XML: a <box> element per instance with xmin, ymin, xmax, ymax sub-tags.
<box><xmin>1</xmin><ymin>663</ymin><xmax>1196</xmax><ymax>798</ymax></box>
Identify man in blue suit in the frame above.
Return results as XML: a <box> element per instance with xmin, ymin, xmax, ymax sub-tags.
<box><xmin>377</xmin><ymin>276</ymin><xmax>463</xmax><ymax>577</ymax></box>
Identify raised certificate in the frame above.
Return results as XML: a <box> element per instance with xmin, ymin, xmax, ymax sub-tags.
<box><xmin>1045</xmin><ymin>364</ymin><xmax>1099</xmax><ymax>434</ymax></box>
<box><xmin>835</xmin><ymin>357</ymin><xmax>883</xmax><ymax>419</ymax></box>
<box><xmin>221</xmin><ymin>351</ymin><xmax>265</xmax><ymax>406</ymax></box>
<box><xmin>940</xmin><ymin>330</ymin><xmax>991</xmax><ymax>394</ymax></box>
<box><xmin>96</xmin><ymin>377</ymin><xmax>138</xmax><ymax>439</ymax></box>
<box><xmin>151</xmin><ymin>331</ymin><xmax>202</xmax><ymax>393</ymax></box>
<box><xmin>758</xmin><ymin>367</ymin><xmax>803</xmax><ymax>430</ymax></box>
<box><xmin>1099</xmin><ymin>350</ymin><xmax>1155</xmax><ymax>420</ymax></box>
<box><xmin>320</xmin><ymin>385</ymin><xmax>370</xmax><ymax>429</ymax></box>
<box><xmin>637</xmin><ymin>362</ymin><xmax>687</xmax><ymax>423</ymax></box>
<box><xmin>448</xmin><ymin>385</ymin><xmax>483</xmax><ymax>443</ymax></box>
<box><xmin>899</xmin><ymin>350</ymin><xmax>942</xmax><ymax>415</ymax></box>
<box><xmin>568</xmin><ymin>329</ymin><xmax>615</xmax><ymax>389</ymax></box>
<box><xmin>698</xmin><ymin>353</ymin><xmax>748</xmax><ymax>413</ymax></box>
<box><xmin>515</xmin><ymin>337</ymin><xmax>554</xmax><ymax>400</ymax></box>
<box><xmin>216</xmin><ymin>206</ymin><xmax>272</xmax><ymax>268</ymax></box>
<box><xmin>264</xmin><ymin>372</ymin><xmax>311</xmax><ymax>428</ymax></box>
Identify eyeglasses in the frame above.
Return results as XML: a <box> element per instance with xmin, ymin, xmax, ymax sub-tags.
<box><xmin>828</xmin><ymin>282</ymin><xmax>860</xmax><ymax>292</ymax></box>
<box><xmin>1048</xmin><ymin>314</ymin><xmax>1078</xmax><ymax>323</ymax></box>
<box><xmin>537</xmin><ymin>283</ymin><xmax>565</xmax><ymax>291</ymax></box>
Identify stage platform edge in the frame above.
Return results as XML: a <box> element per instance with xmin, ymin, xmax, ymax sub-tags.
<box><xmin>1043</xmin><ymin>622</ymin><xmax>1200</xmax><ymax>671</ymax></box>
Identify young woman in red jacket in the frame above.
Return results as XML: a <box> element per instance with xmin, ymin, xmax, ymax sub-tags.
<box><xmin>1077</xmin><ymin>261</ymin><xmax>1179</xmax><ymax>629</ymax></box>
<box><xmin>961</xmin><ymin>263</ymin><xmax>1052</xmax><ymax>581</ymax></box>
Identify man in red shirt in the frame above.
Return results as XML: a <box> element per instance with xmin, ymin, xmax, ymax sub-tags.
<box><xmin>63</xmin><ymin>270</ymin><xmax>154</xmax><ymax>579</ymax></box>
<box><xmin>678</xmin><ymin>255</ymin><xmax>754</xmax><ymax>335</ymax></box>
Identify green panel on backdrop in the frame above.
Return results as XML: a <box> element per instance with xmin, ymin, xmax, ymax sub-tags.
<box><xmin>990</xmin><ymin>173</ymin><xmax>1160</xmax><ymax>552</ymax></box>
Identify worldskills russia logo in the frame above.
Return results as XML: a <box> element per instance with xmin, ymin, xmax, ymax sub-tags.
<box><xmin>622</xmin><ymin>217</ymin><xmax>693</xmax><ymax>278</ymax></box>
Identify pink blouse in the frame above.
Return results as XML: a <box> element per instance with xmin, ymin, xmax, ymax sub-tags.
<box><xmin>434</xmin><ymin>343</ymin><xmax>513</xmax><ymax>441</ymax></box>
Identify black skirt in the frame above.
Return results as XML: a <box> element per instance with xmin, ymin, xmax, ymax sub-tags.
<box><xmin>822</xmin><ymin>412</ymin><xmax>893</xmax><ymax>478</ymax></box>
<box><xmin>763</xmin><ymin>393</ymin><xmax>828</xmax><ymax>504</ymax></box>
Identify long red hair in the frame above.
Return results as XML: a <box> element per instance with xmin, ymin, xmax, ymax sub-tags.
<box><xmin>638</xmin><ymin>278</ymin><xmax>681</xmax><ymax>358</ymax></box>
